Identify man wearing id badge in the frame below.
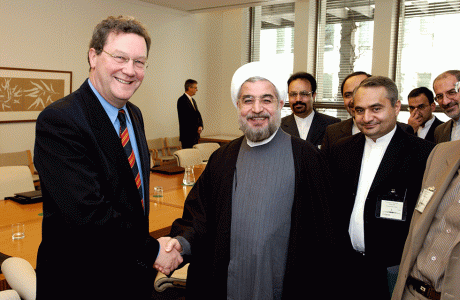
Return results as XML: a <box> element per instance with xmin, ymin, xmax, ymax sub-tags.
<box><xmin>327</xmin><ymin>76</ymin><xmax>435</xmax><ymax>300</ymax></box>
<box><xmin>392</xmin><ymin>139</ymin><xmax>460</xmax><ymax>299</ymax></box>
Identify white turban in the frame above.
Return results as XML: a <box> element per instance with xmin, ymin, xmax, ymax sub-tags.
<box><xmin>230</xmin><ymin>61</ymin><xmax>288</xmax><ymax>108</ymax></box>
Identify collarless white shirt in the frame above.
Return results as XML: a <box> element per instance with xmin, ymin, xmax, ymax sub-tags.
<box><xmin>349</xmin><ymin>126</ymin><xmax>397</xmax><ymax>253</ymax></box>
<box><xmin>417</xmin><ymin>115</ymin><xmax>435</xmax><ymax>139</ymax></box>
<box><xmin>293</xmin><ymin>110</ymin><xmax>315</xmax><ymax>140</ymax></box>
<box><xmin>451</xmin><ymin>119</ymin><xmax>460</xmax><ymax>141</ymax></box>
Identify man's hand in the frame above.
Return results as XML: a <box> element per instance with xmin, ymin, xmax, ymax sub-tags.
<box><xmin>154</xmin><ymin>237</ymin><xmax>183</xmax><ymax>275</ymax></box>
<box><xmin>408</xmin><ymin>109</ymin><xmax>423</xmax><ymax>132</ymax></box>
<box><xmin>198</xmin><ymin>126</ymin><xmax>203</xmax><ymax>134</ymax></box>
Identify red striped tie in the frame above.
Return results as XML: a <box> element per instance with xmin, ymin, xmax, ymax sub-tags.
<box><xmin>118</xmin><ymin>109</ymin><xmax>144</xmax><ymax>212</ymax></box>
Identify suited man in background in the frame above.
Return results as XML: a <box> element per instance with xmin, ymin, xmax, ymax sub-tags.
<box><xmin>280</xmin><ymin>72</ymin><xmax>340</xmax><ymax>148</ymax></box>
<box><xmin>392</xmin><ymin>140</ymin><xmax>460</xmax><ymax>300</ymax></box>
<box><xmin>177</xmin><ymin>79</ymin><xmax>203</xmax><ymax>148</ymax></box>
<box><xmin>328</xmin><ymin>76</ymin><xmax>434</xmax><ymax>300</ymax></box>
<box><xmin>34</xmin><ymin>16</ymin><xmax>182</xmax><ymax>300</ymax></box>
<box><xmin>433</xmin><ymin>70</ymin><xmax>460</xmax><ymax>143</ymax></box>
<box><xmin>321</xmin><ymin>71</ymin><xmax>370</xmax><ymax>153</ymax></box>
<box><xmin>407</xmin><ymin>87</ymin><xmax>443</xmax><ymax>143</ymax></box>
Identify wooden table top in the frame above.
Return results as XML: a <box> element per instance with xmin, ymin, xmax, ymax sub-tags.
<box><xmin>0</xmin><ymin>166</ymin><xmax>206</xmax><ymax>290</ymax></box>
<box><xmin>199</xmin><ymin>134</ymin><xmax>241</xmax><ymax>144</ymax></box>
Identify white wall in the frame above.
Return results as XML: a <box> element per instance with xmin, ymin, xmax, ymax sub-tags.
<box><xmin>0</xmin><ymin>0</ymin><xmax>245</xmax><ymax>155</ymax></box>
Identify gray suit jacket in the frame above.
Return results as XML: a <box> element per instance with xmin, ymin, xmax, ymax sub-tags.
<box><xmin>434</xmin><ymin>119</ymin><xmax>454</xmax><ymax>144</ymax></box>
<box><xmin>280</xmin><ymin>110</ymin><xmax>340</xmax><ymax>148</ymax></box>
<box><xmin>392</xmin><ymin>140</ymin><xmax>460</xmax><ymax>300</ymax></box>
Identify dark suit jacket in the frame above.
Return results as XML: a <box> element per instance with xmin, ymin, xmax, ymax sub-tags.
<box><xmin>434</xmin><ymin>118</ymin><xmax>454</xmax><ymax>144</ymax></box>
<box><xmin>321</xmin><ymin>118</ymin><xmax>354</xmax><ymax>154</ymax></box>
<box><xmin>280</xmin><ymin>110</ymin><xmax>340</xmax><ymax>148</ymax></box>
<box><xmin>170</xmin><ymin>132</ymin><xmax>347</xmax><ymax>299</ymax></box>
<box><xmin>321</xmin><ymin>119</ymin><xmax>414</xmax><ymax>154</ymax></box>
<box><xmin>177</xmin><ymin>93</ymin><xmax>203</xmax><ymax>148</ymax></box>
<box><xmin>423</xmin><ymin>116</ymin><xmax>444</xmax><ymax>143</ymax></box>
<box><xmin>34</xmin><ymin>80</ymin><xmax>158</xmax><ymax>300</ymax></box>
<box><xmin>327</xmin><ymin>126</ymin><xmax>435</xmax><ymax>300</ymax></box>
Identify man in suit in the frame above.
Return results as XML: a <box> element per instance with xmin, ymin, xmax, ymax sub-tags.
<box><xmin>177</xmin><ymin>79</ymin><xmax>203</xmax><ymax>148</ymax></box>
<box><xmin>159</xmin><ymin>62</ymin><xmax>345</xmax><ymax>299</ymax></box>
<box><xmin>322</xmin><ymin>72</ymin><xmax>414</xmax><ymax>153</ymax></box>
<box><xmin>392</xmin><ymin>140</ymin><xmax>460</xmax><ymax>300</ymax></box>
<box><xmin>433</xmin><ymin>70</ymin><xmax>460</xmax><ymax>143</ymax></box>
<box><xmin>328</xmin><ymin>76</ymin><xmax>434</xmax><ymax>300</ymax></box>
<box><xmin>407</xmin><ymin>87</ymin><xmax>443</xmax><ymax>143</ymax></box>
<box><xmin>321</xmin><ymin>71</ymin><xmax>371</xmax><ymax>153</ymax></box>
<box><xmin>280</xmin><ymin>72</ymin><xmax>340</xmax><ymax>148</ymax></box>
<box><xmin>34</xmin><ymin>16</ymin><xmax>182</xmax><ymax>300</ymax></box>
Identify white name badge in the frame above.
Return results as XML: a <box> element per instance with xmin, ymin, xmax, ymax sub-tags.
<box><xmin>380</xmin><ymin>200</ymin><xmax>404</xmax><ymax>220</ymax></box>
<box><xmin>415</xmin><ymin>187</ymin><xmax>435</xmax><ymax>213</ymax></box>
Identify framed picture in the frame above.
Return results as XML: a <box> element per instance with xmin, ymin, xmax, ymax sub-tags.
<box><xmin>0</xmin><ymin>67</ymin><xmax>72</xmax><ymax>123</ymax></box>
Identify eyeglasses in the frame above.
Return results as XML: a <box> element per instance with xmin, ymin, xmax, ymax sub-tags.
<box><xmin>102</xmin><ymin>50</ymin><xmax>148</xmax><ymax>70</ymax></box>
<box><xmin>407</xmin><ymin>104</ymin><xmax>428</xmax><ymax>112</ymax></box>
<box><xmin>434</xmin><ymin>81</ymin><xmax>460</xmax><ymax>103</ymax></box>
<box><xmin>288</xmin><ymin>91</ymin><xmax>313</xmax><ymax>98</ymax></box>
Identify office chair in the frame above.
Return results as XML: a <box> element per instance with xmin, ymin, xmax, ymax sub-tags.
<box><xmin>0</xmin><ymin>257</ymin><xmax>36</xmax><ymax>300</ymax></box>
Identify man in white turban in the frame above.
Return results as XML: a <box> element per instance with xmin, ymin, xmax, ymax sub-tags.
<box><xmin>158</xmin><ymin>62</ymin><xmax>346</xmax><ymax>300</ymax></box>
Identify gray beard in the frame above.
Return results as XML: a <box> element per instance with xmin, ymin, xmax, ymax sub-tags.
<box><xmin>238</xmin><ymin>110</ymin><xmax>281</xmax><ymax>142</ymax></box>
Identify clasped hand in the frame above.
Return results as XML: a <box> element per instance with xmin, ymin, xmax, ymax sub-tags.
<box><xmin>154</xmin><ymin>237</ymin><xmax>183</xmax><ymax>275</ymax></box>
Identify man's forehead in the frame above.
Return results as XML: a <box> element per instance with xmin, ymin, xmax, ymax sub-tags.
<box><xmin>354</xmin><ymin>87</ymin><xmax>389</xmax><ymax>105</ymax></box>
<box><xmin>434</xmin><ymin>74</ymin><xmax>457</xmax><ymax>91</ymax></box>
<box><xmin>408</xmin><ymin>94</ymin><xmax>429</xmax><ymax>104</ymax></box>
<box><xmin>344</xmin><ymin>74</ymin><xmax>368</xmax><ymax>90</ymax></box>
<box><xmin>240</xmin><ymin>80</ymin><xmax>277</xmax><ymax>94</ymax></box>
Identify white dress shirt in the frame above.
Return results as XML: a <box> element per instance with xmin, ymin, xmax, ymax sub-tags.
<box><xmin>349</xmin><ymin>126</ymin><xmax>397</xmax><ymax>252</ymax></box>
<box><xmin>451</xmin><ymin>119</ymin><xmax>460</xmax><ymax>141</ymax></box>
<box><xmin>416</xmin><ymin>115</ymin><xmax>435</xmax><ymax>139</ymax></box>
<box><xmin>185</xmin><ymin>93</ymin><xmax>196</xmax><ymax>110</ymax></box>
<box><xmin>293</xmin><ymin>111</ymin><xmax>315</xmax><ymax>140</ymax></box>
<box><xmin>352</xmin><ymin>118</ymin><xmax>360</xmax><ymax>135</ymax></box>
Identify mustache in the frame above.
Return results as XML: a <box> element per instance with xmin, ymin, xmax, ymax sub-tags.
<box><xmin>442</xmin><ymin>102</ymin><xmax>458</xmax><ymax>110</ymax></box>
<box><xmin>292</xmin><ymin>101</ymin><xmax>306</xmax><ymax>107</ymax></box>
<box><xmin>246</xmin><ymin>112</ymin><xmax>271</xmax><ymax>120</ymax></box>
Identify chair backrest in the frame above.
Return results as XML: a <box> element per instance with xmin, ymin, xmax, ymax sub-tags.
<box><xmin>147</xmin><ymin>138</ymin><xmax>167</xmax><ymax>157</ymax></box>
<box><xmin>1</xmin><ymin>257</ymin><xmax>36</xmax><ymax>300</ymax></box>
<box><xmin>173</xmin><ymin>149</ymin><xmax>202</xmax><ymax>168</ymax></box>
<box><xmin>193</xmin><ymin>143</ymin><xmax>220</xmax><ymax>162</ymax></box>
<box><xmin>164</xmin><ymin>136</ymin><xmax>182</xmax><ymax>156</ymax></box>
<box><xmin>0</xmin><ymin>166</ymin><xmax>35</xmax><ymax>200</ymax></box>
<box><xmin>0</xmin><ymin>150</ymin><xmax>35</xmax><ymax>174</ymax></box>
<box><xmin>0</xmin><ymin>290</ymin><xmax>21</xmax><ymax>300</ymax></box>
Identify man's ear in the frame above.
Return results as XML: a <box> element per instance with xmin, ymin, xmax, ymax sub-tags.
<box><xmin>88</xmin><ymin>48</ymin><xmax>98</xmax><ymax>69</ymax></box>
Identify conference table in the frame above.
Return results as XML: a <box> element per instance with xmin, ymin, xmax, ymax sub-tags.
<box><xmin>0</xmin><ymin>164</ymin><xmax>205</xmax><ymax>291</ymax></box>
<box><xmin>199</xmin><ymin>134</ymin><xmax>241</xmax><ymax>145</ymax></box>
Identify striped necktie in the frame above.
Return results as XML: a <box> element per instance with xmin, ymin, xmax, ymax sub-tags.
<box><xmin>118</xmin><ymin>109</ymin><xmax>144</xmax><ymax>212</ymax></box>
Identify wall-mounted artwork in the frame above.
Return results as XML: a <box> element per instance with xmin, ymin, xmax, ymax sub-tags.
<box><xmin>0</xmin><ymin>67</ymin><xmax>72</xmax><ymax>123</ymax></box>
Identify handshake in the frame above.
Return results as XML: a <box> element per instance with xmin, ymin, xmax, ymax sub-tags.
<box><xmin>154</xmin><ymin>237</ymin><xmax>184</xmax><ymax>275</ymax></box>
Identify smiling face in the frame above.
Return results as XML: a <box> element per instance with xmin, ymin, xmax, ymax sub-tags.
<box><xmin>89</xmin><ymin>32</ymin><xmax>147</xmax><ymax>108</ymax></box>
<box><xmin>288</xmin><ymin>79</ymin><xmax>315</xmax><ymax>118</ymax></box>
<box><xmin>354</xmin><ymin>86</ymin><xmax>401</xmax><ymax>141</ymax></box>
<box><xmin>342</xmin><ymin>74</ymin><xmax>369</xmax><ymax>116</ymax></box>
<box><xmin>237</xmin><ymin>79</ymin><xmax>283</xmax><ymax>142</ymax></box>
<box><xmin>433</xmin><ymin>74</ymin><xmax>460</xmax><ymax>121</ymax></box>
